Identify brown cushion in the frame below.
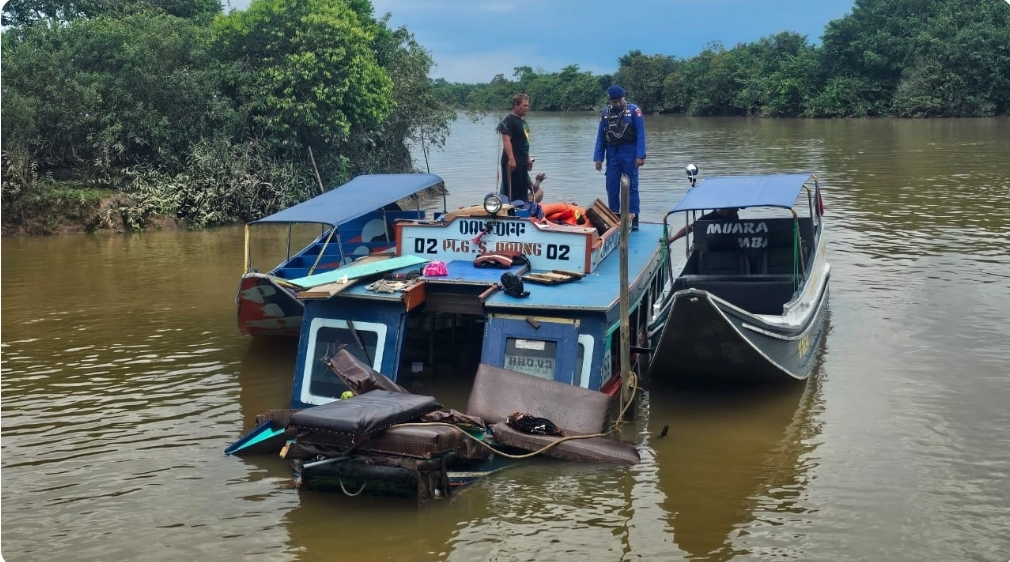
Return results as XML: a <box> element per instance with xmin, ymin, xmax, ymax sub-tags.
<box><xmin>358</xmin><ymin>425</ymin><xmax>490</xmax><ymax>460</ymax></box>
<box><xmin>465</xmin><ymin>363</ymin><xmax>611</xmax><ymax>435</ymax></box>
<box><xmin>328</xmin><ymin>349</ymin><xmax>409</xmax><ymax>395</ymax></box>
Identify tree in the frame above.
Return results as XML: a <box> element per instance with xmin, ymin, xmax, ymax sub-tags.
<box><xmin>363</xmin><ymin>22</ymin><xmax>456</xmax><ymax>173</ymax></box>
<box><xmin>1</xmin><ymin>11</ymin><xmax>233</xmax><ymax>172</ymax></box>
<box><xmin>212</xmin><ymin>0</ymin><xmax>394</xmax><ymax>167</ymax></box>
<box><xmin>615</xmin><ymin>50</ymin><xmax>679</xmax><ymax>113</ymax></box>
<box><xmin>2</xmin><ymin>0</ymin><xmax>222</xmax><ymax>27</ymax></box>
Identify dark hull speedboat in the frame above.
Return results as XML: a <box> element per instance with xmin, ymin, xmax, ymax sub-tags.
<box><xmin>236</xmin><ymin>174</ymin><xmax>442</xmax><ymax>337</ymax></box>
<box><xmin>648</xmin><ymin>171</ymin><xmax>830</xmax><ymax>384</ymax></box>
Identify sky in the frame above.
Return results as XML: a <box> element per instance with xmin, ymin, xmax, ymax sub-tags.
<box><xmin>223</xmin><ymin>0</ymin><xmax>857</xmax><ymax>84</ymax></box>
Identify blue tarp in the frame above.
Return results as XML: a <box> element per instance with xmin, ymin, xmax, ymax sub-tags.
<box><xmin>250</xmin><ymin>173</ymin><xmax>444</xmax><ymax>227</ymax></box>
<box><xmin>669</xmin><ymin>174</ymin><xmax>813</xmax><ymax>213</ymax></box>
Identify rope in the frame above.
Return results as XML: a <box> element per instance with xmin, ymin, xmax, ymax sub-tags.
<box><xmin>339</xmin><ymin>478</ymin><xmax>367</xmax><ymax>497</ymax></box>
<box><xmin>307</xmin><ymin>226</ymin><xmax>336</xmax><ymax>276</ymax></box>
<box><xmin>392</xmin><ymin>371</ymin><xmax>641</xmax><ymax>461</ymax></box>
<box><xmin>610</xmin><ymin>370</ymin><xmax>639</xmax><ymax>434</ymax></box>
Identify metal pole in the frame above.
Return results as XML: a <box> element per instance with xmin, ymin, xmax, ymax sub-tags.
<box><xmin>619</xmin><ymin>173</ymin><xmax>632</xmax><ymax>419</ymax></box>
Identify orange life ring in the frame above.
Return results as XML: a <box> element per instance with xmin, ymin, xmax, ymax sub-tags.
<box><xmin>541</xmin><ymin>202</ymin><xmax>587</xmax><ymax>226</ymax></box>
<box><xmin>539</xmin><ymin>202</ymin><xmax>572</xmax><ymax>216</ymax></box>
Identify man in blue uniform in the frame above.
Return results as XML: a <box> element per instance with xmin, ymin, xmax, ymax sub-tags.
<box><xmin>593</xmin><ymin>85</ymin><xmax>646</xmax><ymax>230</ymax></box>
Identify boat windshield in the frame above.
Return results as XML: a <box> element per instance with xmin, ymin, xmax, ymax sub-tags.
<box><xmin>299</xmin><ymin>318</ymin><xmax>387</xmax><ymax>404</ymax></box>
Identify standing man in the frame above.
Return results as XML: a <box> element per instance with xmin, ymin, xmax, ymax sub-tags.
<box><xmin>593</xmin><ymin>85</ymin><xmax>646</xmax><ymax>230</ymax></box>
<box><xmin>497</xmin><ymin>93</ymin><xmax>533</xmax><ymax>201</ymax></box>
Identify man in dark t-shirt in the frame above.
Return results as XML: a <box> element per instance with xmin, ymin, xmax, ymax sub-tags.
<box><xmin>497</xmin><ymin>93</ymin><xmax>533</xmax><ymax>201</ymax></box>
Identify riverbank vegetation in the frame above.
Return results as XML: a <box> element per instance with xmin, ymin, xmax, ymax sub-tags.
<box><xmin>1</xmin><ymin>0</ymin><xmax>454</xmax><ymax>234</ymax></box>
<box><xmin>435</xmin><ymin>0</ymin><xmax>1010</xmax><ymax>118</ymax></box>
<box><xmin>3</xmin><ymin>0</ymin><xmax>1008</xmax><ymax>234</ymax></box>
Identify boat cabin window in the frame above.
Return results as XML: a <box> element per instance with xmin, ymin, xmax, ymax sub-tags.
<box><xmin>504</xmin><ymin>337</ymin><xmax>558</xmax><ymax>380</ymax></box>
<box><xmin>301</xmin><ymin>318</ymin><xmax>386</xmax><ymax>404</ymax></box>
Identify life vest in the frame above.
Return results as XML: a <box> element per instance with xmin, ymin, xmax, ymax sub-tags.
<box><xmin>603</xmin><ymin>105</ymin><xmax>637</xmax><ymax>145</ymax></box>
<box><xmin>540</xmin><ymin>202</ymin><xmax>588</xmax><ymax>226</ymax></box>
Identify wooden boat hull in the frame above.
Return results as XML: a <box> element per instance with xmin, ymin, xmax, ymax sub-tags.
<box><xmin>648</xmin><ymin>281</ymin><xmax>829</xmax><ymax>384</ymax></box>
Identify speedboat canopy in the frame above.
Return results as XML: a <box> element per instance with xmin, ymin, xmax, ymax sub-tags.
<box><xmin>668</xmin><ymin>173</ymin><xmax>813</xmax><ymax>213</ymax></box>
<box><xmin>250</xmin><ymin>173</ymin><xmax>444</xmax><ymax>228</ymax></box>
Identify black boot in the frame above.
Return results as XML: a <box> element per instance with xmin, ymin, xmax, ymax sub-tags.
<box><xmin>500</xmin><ymin>272</ymin><xmax>530</xmax><ymax>298</ymax></box>
<box><xmin>631</xmin><ymin>214</ymin><xmax>639</xmax><ymax>231</ymax></box>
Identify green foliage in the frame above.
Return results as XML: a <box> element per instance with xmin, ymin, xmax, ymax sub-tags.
<box><xmin>1</xmin><ymin>178</ymin><xmax>115</xmax><ymax>234</ymax></box>
<box><xmin>360</xmin><ymin>22</ymin><xmax>456</xmax><ymax>173</ymax></box>
<box><xmin>1</xmin><ymin>0</ymin><xmax>222</xmax><ymax>27</ymax></box>
<box><xmin>819</xmin><ymin>0</ymin><xmax>1010</xmax><ymax>117</ymax></box>
<box><xmin>2</xmin><ymin>12</ymin><xmax>238</xmax><ymax>173</ymax></box>
<box><xmin>212</xmin><ymin>0</ymin><xmax>393</xmax><ymax>161</ymax></box>
<box><xmin>615</xmin><ymin>51</ymin><xmax>679</xmax><ymax>113</ymax></box>
<box><xmin>435</xmin><ymin>0</ymin><xmax>1009</xmax><ymax>119</ymax></box>
<box><xmin>3</xmin><ymin>0</ymin><xmax>1007</xmax><ymax>235</ymax></box>
<box><xmin>122</xmin><ymin>138</ymin><xmax>315</xmax><ymax>230</ymax></box>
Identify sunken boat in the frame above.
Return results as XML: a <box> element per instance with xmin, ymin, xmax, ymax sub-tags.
<box><xmin>236</xmin><ymin>173</ymin><xmax>442</xmax><ymax>338</ymax></box>
<box><xmin>228</xmin><ymin>184</ymin><xmax>673</xmax><ymax>503</ymax></box>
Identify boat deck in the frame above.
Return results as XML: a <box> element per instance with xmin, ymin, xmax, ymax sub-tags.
<box><xmin>337</xmin><ymin>223</ymin><xmax>666</xmax><ymax>312</ymax></box>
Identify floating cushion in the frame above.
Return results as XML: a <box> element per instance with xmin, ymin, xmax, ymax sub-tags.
<box><xmin>289</xmin><ymin>390</ymin><xmax>441</xmax><ymax>448</ymax></box>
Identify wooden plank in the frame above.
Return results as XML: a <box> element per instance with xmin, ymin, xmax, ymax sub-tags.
<box><xmin>297</xmin><ymin>254</ymin><xmax>395</xmax><ymax>299</ymax></box>
<box><xmin>287</xmin><ymin>254</ymin><xmax>430</xmax><ymax>289</ymax></box>
<box><xmin>586</xmin><ymin>198</ymin><xmax>619</xmax><ymax>235</ymax></box>
<box><xmin>523</xmin><ymin>269</ymin><xmax>583</xmax><ymax>285</ymax></box>
<box><xmin>297</xmin><ymin>278</ymin><xmax>361</xmax><ymax>299</ymax></box>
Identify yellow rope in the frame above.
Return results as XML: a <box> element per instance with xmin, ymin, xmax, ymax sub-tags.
<box><xmin>392</xmin><ymin>371</ymin><xmax>641</xmax><ymax>460</ymax></box>
<box><xmin>307</xmin><ymin>227</ymin><xmax>336</xmax><ymax>276</ymax></box>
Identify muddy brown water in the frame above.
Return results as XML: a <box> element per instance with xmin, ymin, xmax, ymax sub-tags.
<box><xmin>2</xmin><ymin>115</ymin><xmax>1008</xmax><ymax>562</ymax></box>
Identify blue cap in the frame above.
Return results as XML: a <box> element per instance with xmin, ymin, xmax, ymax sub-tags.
<box><xmin>607</xmin><ymin>85</ymin><xmax>625</xmax><ymax>99</ymax></box>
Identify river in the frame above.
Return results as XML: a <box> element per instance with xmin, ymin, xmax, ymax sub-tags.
<box><xmin>2</xmin><ymin>114</ymin><xmax>1008</xmax><ymax>562</ymax></box>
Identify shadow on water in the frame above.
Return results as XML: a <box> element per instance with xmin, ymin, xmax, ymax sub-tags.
<box><xmin>641</xmin><ymin>313</ymin><xmax>831</xmax><ymax>561</ymax></box>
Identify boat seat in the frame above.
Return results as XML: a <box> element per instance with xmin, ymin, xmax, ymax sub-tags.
<box><xmin>466</xmin><ymin>363</ymin><xmax>640</xmax><ymax>464</ymax></box>
<box><xmin>762</xmin><ymin>246</ymin><xmax>799</xmax><ymax>275</ymax></box>
<box><xmin>693</xmin><ymin>226</ymin><xmax>750</xmax><ymax>275</ymax></box>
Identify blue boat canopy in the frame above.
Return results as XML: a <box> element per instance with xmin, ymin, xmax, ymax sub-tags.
<box><xmin>250</xmin><ymin>173</ymin><xmax>444</xmax><ymax>227</ymax></box>
<box><xmin>668</xmin><ymin>173</ymin><xmax>813</xmax><ymax>213</ymax></box>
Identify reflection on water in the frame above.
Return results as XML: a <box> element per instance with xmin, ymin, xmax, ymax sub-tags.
<box><xmin>3</xmin><ymin>116</ymin><xmax>1009</xmax><ymax>562</ymax></box>
<box><xmin>644</xmin><ymin>338</ymin><xmax>827</xmax><ymax>562</ymax></box>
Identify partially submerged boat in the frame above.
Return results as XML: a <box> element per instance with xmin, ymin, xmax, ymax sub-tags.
<box><xmin>648</xmin><ymin>169</ymin><xmax>830</xmax><ymax>384</ymax></box>
<box><xmin>236</xmin><ymin>173</ymin><xmax>443</xmax><ymax>337</ymax></box>
<box><xmin>228</xmin><ymin>186</ymin><xmax>670</xmax><ymax>503</ymax></box>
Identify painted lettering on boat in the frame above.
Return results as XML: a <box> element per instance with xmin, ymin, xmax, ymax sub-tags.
<box><xmin>706</xmin><ymin>221</ymin><xmax>770</xmax><ymax>249</ymax></box>
<box><xmin>736</xmin><ymin>237</ymin><xmax>769</xmax><ymax>249</ymax></box>
<box><xmin>705</xmin><ymin>221</ymin><xmax>769</xmax><ymax>235</ymax></box>
<box><xmin>413</xmin><ymin>237</ymin><xmax>570</xmax><ymax>260</ymax></box>
<box><xmin>458</xmin><ymin>220</ymin><xmax>527</xmax><ymax>237</ymax></box>
<box><xmin>506</xmin><ymin>355</ymin><xmax>555</xmax><ymax>378</ymax></box>
<box><xmin>797</xmin><ymin>334</ymin><xmax>810</xmax><ymax>357</ymax></box>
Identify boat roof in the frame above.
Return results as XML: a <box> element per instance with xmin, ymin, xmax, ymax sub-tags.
<box><xmin>668</xmin><ymin>173</ymin><xmax>813</xmax><ymax>213</ymax></box>
<box><xmin>250</xmin><ymin>173</ymin><xmax>444</xmax><ymax>227</ymax></box>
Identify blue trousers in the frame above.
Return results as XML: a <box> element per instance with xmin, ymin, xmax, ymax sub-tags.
<box><xmin>604</xmin><ymin>144</ymin><xmax>640</xmax><ymax>215</ymax></box>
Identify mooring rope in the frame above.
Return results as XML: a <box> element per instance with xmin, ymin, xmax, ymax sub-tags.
<box><xmin>391</xmin><ymin>370</ymin><xmax>641</xmax><ymax>460</ymax></box>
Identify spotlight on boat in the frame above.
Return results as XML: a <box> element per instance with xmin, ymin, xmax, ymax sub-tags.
<box><xmin>483</xmin><ymin>193</ymin><xmax>504</xmax><ymax>216</ymax></box>
<box><xmin>685</xmin><ymin>163</ymin><xmax>699</xmax><ymax>187</ymax></box>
